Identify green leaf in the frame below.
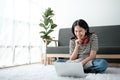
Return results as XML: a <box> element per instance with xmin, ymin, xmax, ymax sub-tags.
<box><xmin>51</xmin><ymin>24</ymin><xmax>57</xmax><ymax>29</ymax></box>
<box><xmin>39</xmin><ymin>23</ymin><xmax>45</xmax><ymax>28</ymax></box>
<box><xmin>49</xmin><ymin>19</ymin><xmax>53</xmax><ymax>24</ymax></box>
<box><xmin>44</xmin><ymin>17</ymin><xmax>51</xmax><ymax>26</ymax></box>
<box><xmin>46</xmin><ymin>29</ymin><xmax>54</xmax><ymax>35</ymax></box>
<box><xmin>44</xmin><ymin>8</ymin><xmax>54</xmax><ymax>17</ymax></box>
<box><xmin>39</xmin><ymin>31</ymin><xmax>46</xmax><ymax>34</ymax></box>
<box><xmin>41</xmin><ymin>35</ymin><xmax>50</xmax><ymax>39</ymax></box>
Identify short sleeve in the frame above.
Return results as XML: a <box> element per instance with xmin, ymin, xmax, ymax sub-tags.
<box><xmin>69</xmin><ymin>39</ymin><xmax>75</xmax><ymax>55</ymax></box>
<box><xmin>90</xmin><ymin>34</ymin><xmax>98</xmax><ymax>51</ymax></box>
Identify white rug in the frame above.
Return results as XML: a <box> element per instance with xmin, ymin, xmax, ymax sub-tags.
<box><xmin>0</xmin><ymin>64</ymin><xmax>120</xmax><ymax>80</ymax></box>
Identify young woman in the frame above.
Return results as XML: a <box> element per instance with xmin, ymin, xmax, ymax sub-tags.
<box><xmin>69</xmin><ymin>19</ymin><xmax>108</xmax><ymax>73</ymax></box>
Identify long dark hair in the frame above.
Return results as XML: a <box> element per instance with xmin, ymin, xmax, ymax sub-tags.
<box><xmin>71</xmin><ymin>19</ymin><xmax>91</xmax><ymax>39</ymax></box>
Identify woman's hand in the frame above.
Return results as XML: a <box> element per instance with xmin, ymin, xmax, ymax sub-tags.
<box><xmin>80</xmin><ymin>50</ymin><xmax>97</xmax><ymax>65</ymax></box>
<box><xmin>75</xmin><ymin>39</ymin><xmax>83</xmax><ymax>47</ymax></box>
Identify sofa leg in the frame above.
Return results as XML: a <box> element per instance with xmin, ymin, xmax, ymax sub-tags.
<box><xmin>47</xmin><ymin>57</ymin><xmax>52</xmax><ymax>64</ymax></box>
<box><xmin>40</xmin><ymin>59</ymin><xmax>45</xmax><ymax>64</ymax></box>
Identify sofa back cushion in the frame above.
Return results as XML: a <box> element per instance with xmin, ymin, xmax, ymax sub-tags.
<box><xmin>89</xmin><ymin>25</ymin><xmax>120</xmax><ymax>46</ymax></box>
<box><xmin>89</xmin><ymin>25</ymin><xmax>120</xmax><ymax>54</ymax></box>
<box><xmin>58</xmin><ymin>28</ymin><xmax>73</xmax><ymax>46</ymax></box>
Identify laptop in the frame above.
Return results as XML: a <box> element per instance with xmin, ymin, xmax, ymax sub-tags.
<box><xmin>54</xmin><ymin>62</ymin><xmax>86</xmax><ymax>77</ymax></box>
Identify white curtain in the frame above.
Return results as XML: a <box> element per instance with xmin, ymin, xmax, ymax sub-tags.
<box><xmin>0</xmin><ymin>0</ymin><xmax>43</xmax><ymax>68</ymax></box>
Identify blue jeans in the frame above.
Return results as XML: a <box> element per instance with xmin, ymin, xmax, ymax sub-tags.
<box><xmin>84</xmin><ymin>59</ymin><xmax>108</xmax><ymax>73</ymax></box>
<box><xmin>55</xmin><ymin>58</ymin><xmax>108</xmax><ymax>73</ymax></box>
<box><xmin>55</xmin><ymin>58</ymin><xmax>68</xmax><ymax>62</ymax></box>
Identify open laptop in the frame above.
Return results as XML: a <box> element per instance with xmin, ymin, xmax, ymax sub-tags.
<box><xmin>54</xmin><ymin>62</ymin><xmax>86</xmax><ymax>77</ymax></box>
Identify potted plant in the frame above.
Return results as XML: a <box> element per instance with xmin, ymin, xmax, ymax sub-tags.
<box><xmin>39</xmin><ymin>7</ymin><xmax>57</xmax><ymax>45</ymax></box>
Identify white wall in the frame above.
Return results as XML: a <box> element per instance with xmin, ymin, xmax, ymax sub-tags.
<box><xmin>38</xmin><ymin>0</ymin><xmax>120</xmax><ymax>39</ymax></box>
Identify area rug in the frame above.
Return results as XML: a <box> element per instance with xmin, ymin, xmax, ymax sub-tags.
<box><xmin>0</xmin><ymin>64</ymin><xmax>120</xmax><ymax>80</ymax></box>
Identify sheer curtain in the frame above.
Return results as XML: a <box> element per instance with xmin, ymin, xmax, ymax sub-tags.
<box><xmin>0</xmin><ymin>0</ymin><xmax>43</xmax><ymax>67</ymax></box>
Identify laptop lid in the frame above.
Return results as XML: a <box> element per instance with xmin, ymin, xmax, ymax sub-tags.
<box><xmin>54</xmin><ymin>62</ymin><xmax>86</xmax><ymax>77</ymax></box>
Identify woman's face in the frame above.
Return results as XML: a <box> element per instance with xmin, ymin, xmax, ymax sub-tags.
<box><xmin>74</xmin><ymin>26</ymin><xmax>86</xmax><ymax>39</ymax></box>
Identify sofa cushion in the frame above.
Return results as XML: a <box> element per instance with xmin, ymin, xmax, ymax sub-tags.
<box><xmin>98</xmin><ymin>46</ymin><xmax>120</xmax><ymax>54</ymax></box>
<box><xmin>47</xmin><ymin>46</ymin><xmax>69</xmax><ymax>54</ymax></box>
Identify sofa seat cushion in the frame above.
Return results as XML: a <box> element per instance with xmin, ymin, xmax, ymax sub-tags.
<box><xmin>98</xmin><ymin>46</ymin><xmax>120</xmax><ymax>54</ymax></box>
<box><xmin>47</xmin><ymin>46</ymin><xmax>69</xmax><ymax>54</ymax></box>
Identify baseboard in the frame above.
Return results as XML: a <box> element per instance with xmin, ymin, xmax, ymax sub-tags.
<box><xmin>108</xmin><ymin>63</ymin><xmax>120</xmax><ymax>67</ymax></box>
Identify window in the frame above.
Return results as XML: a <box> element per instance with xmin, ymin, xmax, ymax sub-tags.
<box><xmin>0</xmin><ymin>0</ymin><xmax>43</xmax><ymax>67</ymax></box>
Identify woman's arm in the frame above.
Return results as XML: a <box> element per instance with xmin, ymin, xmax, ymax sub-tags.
<box><xmin>81</xmin><ymin>50</ymin><xmax>96</xmax><ymax>65</ymax></box>
<box><xmin>70</xmin><ymin>39</ymin><xmax>82</xmax><ymax>60</ymax></box>
<box><xmin>70</xmin><ymin>46</ymin><xmax>79</xmax><ymax>60</ymax></box>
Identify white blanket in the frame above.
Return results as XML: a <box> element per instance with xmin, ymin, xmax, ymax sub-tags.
<box><xmin>0</xmin><ymin>64</ymin><xmax>120</xmax><ymax>80</ymax></box>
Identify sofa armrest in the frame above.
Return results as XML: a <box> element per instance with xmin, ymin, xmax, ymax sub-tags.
<box><xmin>44</xmin><ymin>39</ymin><xmax>58</xmax><ymax>47</ymax></box>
